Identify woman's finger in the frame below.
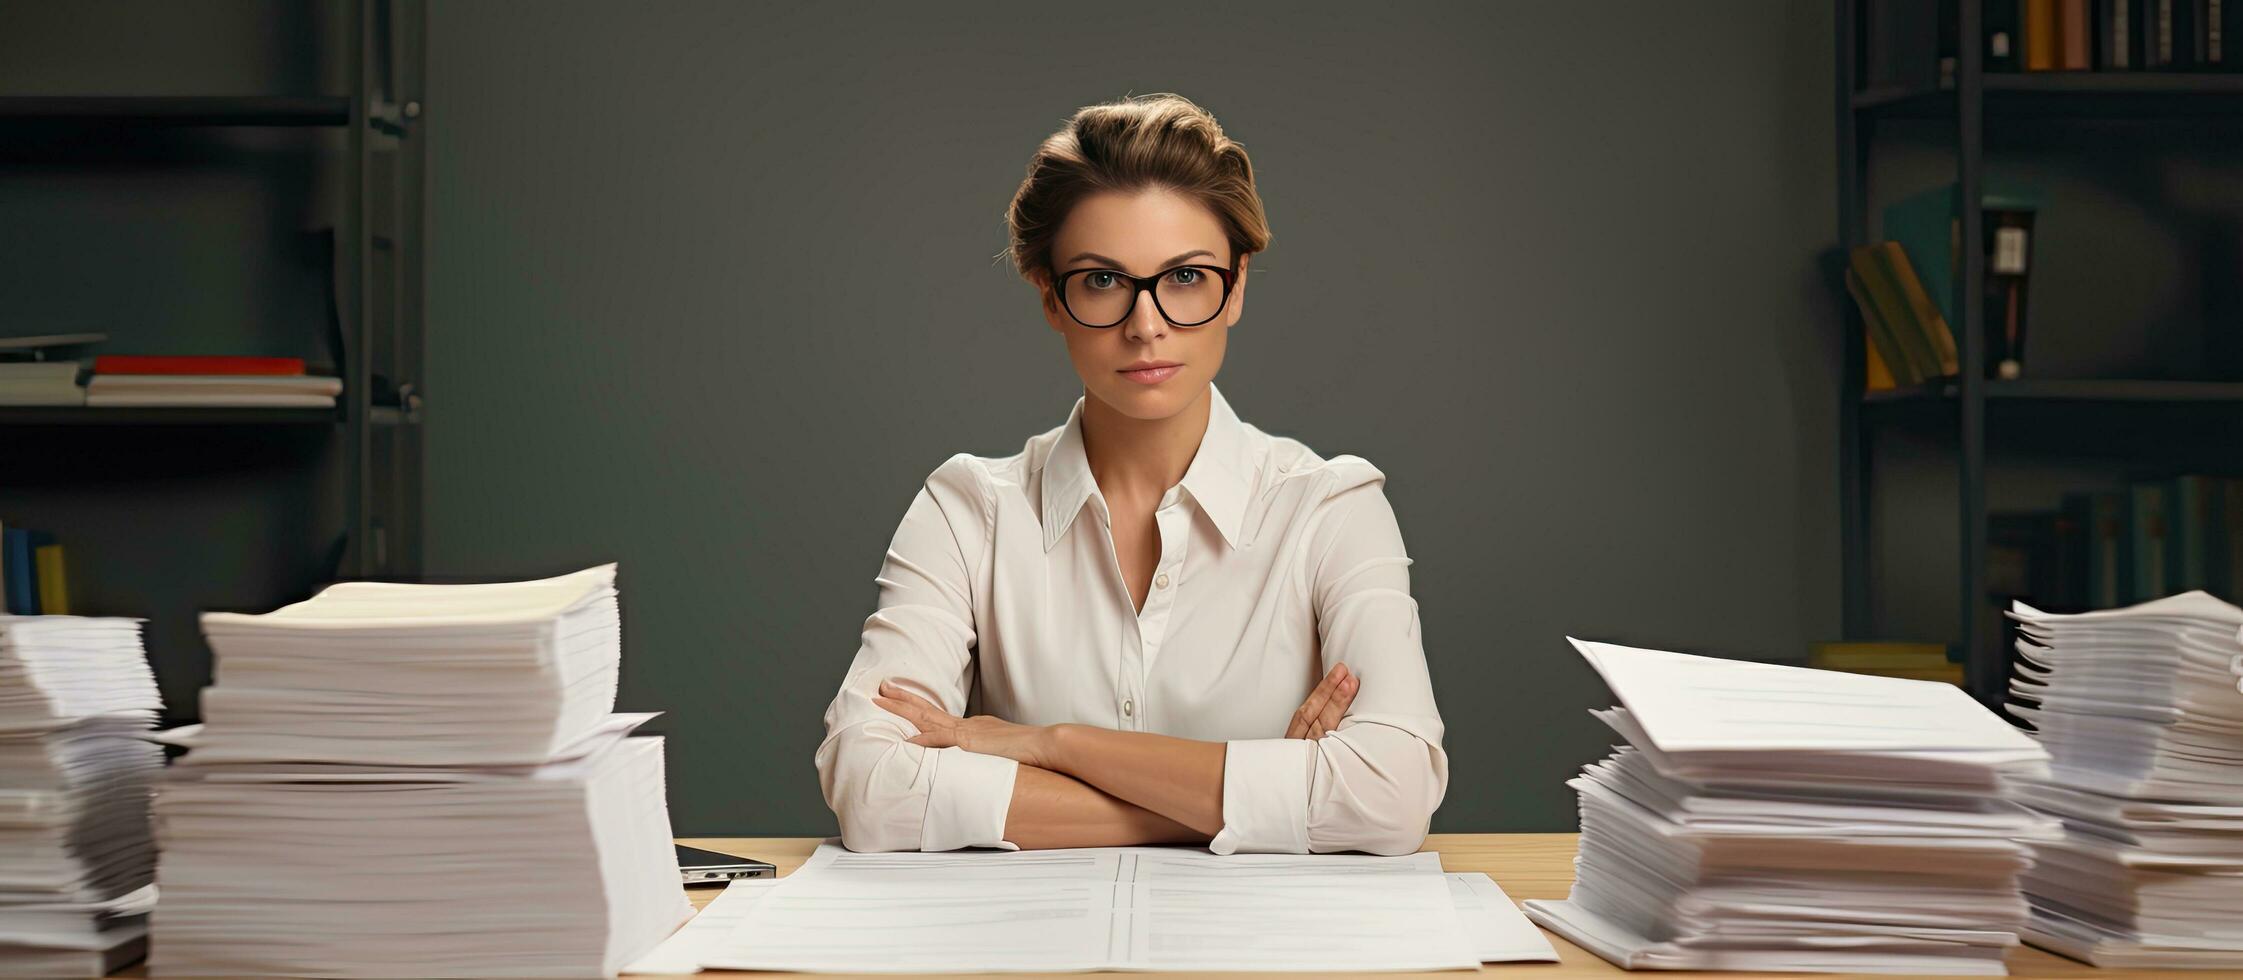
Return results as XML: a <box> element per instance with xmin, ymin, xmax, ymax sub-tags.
<box><xmin>1316</xmin><ymin>671</ymin><xmax>1357</xmax><ymax>734</ymax></box>
<box><xmin>879</xmin><ymin>680</ymin><xmax>949</xmax><ymax>716</ymax></box>
<box><xmin>1289</xmin><ymin>664</ymin><xmax>1345</xmax><ymax>738</ymax></box>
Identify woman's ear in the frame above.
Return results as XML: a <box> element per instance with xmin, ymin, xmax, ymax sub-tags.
<box><xmin>1031</xmin><ymin>269</ymin><xmax>1067</xmax><ymax>333</ymax></box>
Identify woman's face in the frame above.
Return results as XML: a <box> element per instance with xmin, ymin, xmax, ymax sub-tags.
<box><xmin>1037</xmin><ymin>188</ymin><xmax>1248</xmax><ymax>422</ymax></box>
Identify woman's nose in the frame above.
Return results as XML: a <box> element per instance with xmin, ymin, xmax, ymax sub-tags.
<box><xmin>1122</xmin><ymin>290</ymin><xmax>1166</xmax><ymax>341</ymax></box>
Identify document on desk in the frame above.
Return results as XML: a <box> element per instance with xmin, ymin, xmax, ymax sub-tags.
<box><xmin>693</xmin><ymin>842</ymin><xmax>1497</xmax><ymax>973</ymax></box>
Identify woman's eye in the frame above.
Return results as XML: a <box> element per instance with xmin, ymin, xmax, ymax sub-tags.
<box><xmin>1087</xmin><ymin>272</ymin><xmax>1118</xmax><ymax>289</ymax></box>
<box><xmin>1169</xmin><ymin>268</ymin><xmax>1200</xmax><ymax>286</ymax></box>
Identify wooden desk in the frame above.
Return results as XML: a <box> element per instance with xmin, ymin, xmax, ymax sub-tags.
<box><xmin>664</xmin><ymin>833</ymin><xmax>2192</xmax><ymax>980</ymax></box>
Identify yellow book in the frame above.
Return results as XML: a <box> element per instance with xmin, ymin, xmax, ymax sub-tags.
<box><xmin>1879</xmin><ymin>242</ymin><xmax>1959</xmax><ymax>377</ymax></box>
<box><xmin>1810</xmin><ymin>641</ymin><xmax>1952</xmax><ymax>671</ymax></box>
<box><xmin>1865</xmin><ymin>329</ymin><xmax>1897</xmax><ymax>391</ymax></box>
<box><xmin>34</xmin><ymin>544</ymin><xmax>67</xmax><ymax>615</ymax></box>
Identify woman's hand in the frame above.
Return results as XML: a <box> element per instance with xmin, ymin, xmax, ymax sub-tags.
<box><xmin>1287</xmin><ymin>662</ymin><xmax>1357</xmax><ymax>739</ymax></box>
<box><xmin>873</xmin><ymin>679</ymin><xmax>1058</xmax><ymax>769</ymax></box>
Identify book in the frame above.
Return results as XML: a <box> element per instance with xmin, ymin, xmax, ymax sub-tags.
<box><xmin>1850</xmin><ymin>245</ymin><xmax>1943</xmax><ymax>382</ymax></box>
<box><xmin>2086</xmin><ymin>491</ymin><xmax>2130</xmax><ymax>609</ymax></box>
<box><xmin>33</xmin><ymin>543</ymin><xmax>66</xmax><ymax>616</ymax></box>
<box><xmin>2201</xmin><ymin>0</ymin><xmax>2226</xmax><ymax>63</ymax></box>
<box><xmin>2129</xmin><ymin>482</ymin><xmax>2171</xmax><ymax>602</ymax></box>
<box><xmin>1844</xmin><ymin>266</ymin><xmax>1925</xmax><ymax>387</ymax></box>
<box><xmin>1865</xmin><ymin>328</ymin><xmax>1899</xmax><ymax>391</ymax></box>
<box><xmin>2169</xmin><ymin>475</ymin><xmax>2220</xmax><ymax>595</ymax></box>
<box><xmin>2099</xmin><ymin>0</ymin><xmax>2137</xmax><ymax>68</ymax></box>
<box><xmin>2</xmin><ymin>528</ymin><xmax>49</xmax><ymax>615</ymax></box>
<box><xmin>0</xmin><ymin>362</ymin><xmax>85</xmax><ymax>406</ymax></box>
<box><xmin>2061</xmin><ymin>0</ymin><xmax>2095</xmax><ymax>67</ymax></box>
<box><xmin>1878</xmin><ymin>242</ymin><xmax>1960</xmax><ymax>377</ymax></box>
<box><xmin>90</xmin><ymin>355</ymin><xmax>305</xmax><ymax>376</ymax></box>
<box><xmin>1808</xmin><ymin>641</ymin><xmax>1953</xmax><ymax>671</ymax></box>
<box><xmin>2029</xmin><ymin>0</ymin><xmax>2063</xmax><ymax>68</ymax></box>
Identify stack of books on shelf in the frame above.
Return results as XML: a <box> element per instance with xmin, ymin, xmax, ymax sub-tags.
<box><xmin>1810</xmin><ymin>641</ymin><xmax>1964</xmax><ymax>685</ymax></box>
<box><xmin>0</xmin><ymin>522</ymin><xmax>69</xmax><ymax>616</ymax></box>
<box><xmin>1989</xmin><ymin>476</ymin><xmax>2243</xmax><ymax>626</ymax></box>
<box><xmin>2000</xmin><ymin>0</ymin><xmax>2243</xmax><ymax>72</ymax></box>
<box><xmin>84</xmin><ymin>355</ymin><xmax>340</xmax><ymax>409</ymax></box>
<box><xmin>2005</xmin><ymin>591</ymin><xmax>2243</xmax><ymax>968</ymax></box>
<box><xmin>0</xmin><ymin>615</ymin><xmax>166</xmax><ymax>977</ymax></box>
<box><xmin>0</xmin><ymin>362</ymin><xmax>83</xmax><ymax>406</ymax></box>
<box><xmin>147</xmin><ymin>563</ymin><xmax>692</xmax><ymax>978</ymax></box>
<box><xmin>1525</xmin><ymin>638</ymin><xmax>2059</xmax><ymax>976</ymax></box>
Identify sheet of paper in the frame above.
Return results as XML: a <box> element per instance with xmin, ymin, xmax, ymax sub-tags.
<box><xmin>620</xmin><ymin>878</ymin><xmax>784</xmax><ymax>976</ymax></box>
<box><xmin>1447</xmin><ymin>872</ymin><xmax>1558</xmax><ymax>962</ymax></box>
<box><xmin>1568</xmin><ymin>637</ymin><xmax>2044</xmax><ymax>758</ymax></box>
<box><xmin>693</xmin><ymin>842</ymin><xmax>1485</xmax><ymax>974</ymax></box>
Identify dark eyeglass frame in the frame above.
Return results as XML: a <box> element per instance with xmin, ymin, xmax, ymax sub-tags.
<box><xmin>1050</xmin><ymin>261</ymin><xmax>1239</xmax><ymax>329</ymax></box>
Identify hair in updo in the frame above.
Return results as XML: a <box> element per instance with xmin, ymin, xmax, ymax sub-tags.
<box><xmin>1001</xmin><ymin>93</ymin><xmax>1271</xmax><ymax>290</ymax></box>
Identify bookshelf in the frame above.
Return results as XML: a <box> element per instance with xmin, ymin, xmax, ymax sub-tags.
<box><xmin>1835</xmin><ymin>1</ymin><xmax>2243</xmax><ymax>707</ymax></box>
<box><xmin>0</xmin><ymin>1</ymin><xmax>426</xmax><ymax>724</ymax></box>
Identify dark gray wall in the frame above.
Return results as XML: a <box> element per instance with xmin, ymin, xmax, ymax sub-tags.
<box><xmin>425</xmin><ymin>1</ymin><xmax>1841</xmax><ymax>835</ymax></box>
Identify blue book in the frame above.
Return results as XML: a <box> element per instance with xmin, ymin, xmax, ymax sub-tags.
<box><xmin>2</xmin><ymin>528</ymin><xmax>37</xmax><ymax>615</ymax></box>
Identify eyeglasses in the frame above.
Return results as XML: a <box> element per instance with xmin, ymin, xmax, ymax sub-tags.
<box><xmin>1051</xmin><ymin>262</ymin><xmax>1238</xmax><ymax>329</ymax></box>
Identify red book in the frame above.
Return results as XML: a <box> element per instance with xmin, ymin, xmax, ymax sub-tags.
<box><xmin>93</xmin><ymin>355</ymin><xmax>305</xmax><ymax>376</ymax></box>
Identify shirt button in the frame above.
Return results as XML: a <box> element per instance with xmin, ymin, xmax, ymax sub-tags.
<box><xmin>1122</xmin><ymin>698</ymin><xmax>1135</xmax><ymax>718</ymax></box>
<box><xmin>1155</xmin><ymin>573</ymin><xmax>1170</xmax><ymax>590</ymax></box>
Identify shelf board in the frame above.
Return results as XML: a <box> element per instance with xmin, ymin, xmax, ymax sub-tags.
<box><xmin>1856</xmin><ymin>72</ymin><xmax>2243</xmax><ymax>119</ymax></box>
<box><xmin>0</xmin><ymin>406</ymin><xmax>341</xmax><ymax>426</ymax></box>
<box><xmin>1866</xmin><ymin>378</ymin><xmax>2243</xmax><ymax>404</ymax></box>
<box><xmin>0</xmin><ymin>96</ymin><xmax>351</xmax><ymax>127</ymax></box>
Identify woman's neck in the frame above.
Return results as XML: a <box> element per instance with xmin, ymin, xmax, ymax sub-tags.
<box><xmin>1078</xmin><ymin>387</ymin><xmax>1211</xmax><ymax>503</ymax></box>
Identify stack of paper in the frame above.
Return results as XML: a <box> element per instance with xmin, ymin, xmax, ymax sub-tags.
<box><xmin>1525</xmin><ymin>638</ymin><xmax>2058</xmax><ymax>975</ymax></box>
<box><xmin>0</xmin><ymin>616</ymin><xmax>165</xmax><ymax>977</ymax></box>
<box><xmin>2005</xmin><ymin>591</ymin><xmax>2243</xmax><ymax>969</ymax></box>
<box><xmin>148</xmin><ymin>564</ymin><xmax>693</xmax><ymax>978</ymax></box>
<box><xmin>84</xmin><ymin>374</ymin><xmax>341</xmax><ymax>408</ymax></box>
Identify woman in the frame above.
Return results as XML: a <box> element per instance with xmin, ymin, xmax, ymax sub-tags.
<box><xmin>814</xmin><ymin>93</ymin><xmax>1446</xmax><ymax>855</ymax></box>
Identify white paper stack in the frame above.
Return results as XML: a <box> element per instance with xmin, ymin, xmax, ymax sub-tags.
<box><xmin>1524</xmin><ymin>638</ymin><xmax>2058</xmax><ymax>976</ymax></box>
<box><xmin>0</xmin><ymin>362</ymin><xmax>85</xmax><ymax>406</ymax></box>
<box><xmin>0</xmin><ymin>616</ymin><xmax>165</xmax><ymax>977</ymax></box>
<box><xmin>148</xmin><ymin>564</ymin><xmax>693</xmax><ymax>978</ymax></box>
<box><xmin>84</xmin><ymin>374</ymin><xmax>341</xmax><ymax>408</ymax></box>
<box><xmin>2005</xmin><ymin>591</ymin><xmax>2243</xmax><ymax>969</ymax></box>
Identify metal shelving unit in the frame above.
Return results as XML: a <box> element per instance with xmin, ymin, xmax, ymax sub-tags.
<box><xmin>1835</xmin><ymin>1</ymin><xmax>2243</xmax><ymax>707</ymax></box>
<box><xmin>0</xmin><ymin>0</ymin><xmax>426</xmax><ymax>721</ymax></box>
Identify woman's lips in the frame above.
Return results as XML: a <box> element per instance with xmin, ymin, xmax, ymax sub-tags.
<box><xmin>1119</xmin><ymin>364</ymin><xmax>1182</xmax><ymax>385</ymax></box>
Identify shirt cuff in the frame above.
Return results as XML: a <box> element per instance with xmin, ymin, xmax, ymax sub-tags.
<box><xmin>1208</xmin><ymin>737</ymin><xmax>1316</xmax><ymax>855</ymax></box>
<box><xmin>919</xmin><ymin>746</ymin><xmax>1022</xmax><ymax>852</ymax></box>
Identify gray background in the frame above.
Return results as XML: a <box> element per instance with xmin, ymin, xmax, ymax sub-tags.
<box><xmin>423</xmin><ymin>1</ymin><xmax>1842</xmax><ymax>835</ymax></box>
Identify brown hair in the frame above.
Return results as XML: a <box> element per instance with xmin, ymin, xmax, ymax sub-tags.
<box><xmin>1001</xmin><ymin>93</ymin><xmax>1271</xmax><ymax>289</ymax></box>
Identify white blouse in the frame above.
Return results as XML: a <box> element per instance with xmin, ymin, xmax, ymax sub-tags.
<box><xmin>814</xmin><ymin>382</ymin><xmax>1448</xmax><ymax>855</ymax></box>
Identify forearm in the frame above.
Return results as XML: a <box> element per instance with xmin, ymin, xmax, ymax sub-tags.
<box><xmin>1042</xmin><ymin>723</ymin><xmax>1227</xmax><ymax>836</ymax></box>
<box><xmin>1004</xmin><ymin>762</ymin><xmax>1210</xmax><ymax>850</ymax></box>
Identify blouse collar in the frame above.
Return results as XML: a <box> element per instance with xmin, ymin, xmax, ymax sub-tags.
<box><xmin>1039</xmin><ymin>382</ymin><xmax>1254</xmax><ymax>554</ymax></box>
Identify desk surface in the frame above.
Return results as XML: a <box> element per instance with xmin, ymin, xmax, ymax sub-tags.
<box><xmin>662</xmin><ymin>833</ymin><xmax>2195</xmax><ymax>980</ymax></box>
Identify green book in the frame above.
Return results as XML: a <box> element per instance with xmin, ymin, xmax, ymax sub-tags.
<box><xmin>2087</xmin><ymin>492</ymin><xmax>2129</xmax><ymax>609</ymax></box>
<box><xmin>2170</xmin><ymin>475</ymin><xmax>2219</xmax><ymax>593</ymax></box>
<box><xmin>1882</xmin><ymin>179</ymin><xmax>2047</xmax><ymax>332</ymax></box>
<box><xmin>2129</xmin><ymin>482</ymin><xmax>2170</xmax><ymax>603</ymax></box>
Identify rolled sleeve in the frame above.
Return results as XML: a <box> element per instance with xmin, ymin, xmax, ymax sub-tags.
<box><xmin>815</xmin><ymin>454</ymin><xmax>1022</xmax><ymax>852</ymax></box>
<box><xmin>920</xmin><ymin>746</ymin><xmax>1022</xmax><ymax>852</ymax></box>
<box><xmin>1215</xmin><ymin>463</ymin><xmax>1450</xmax><ymax>856</ymax></box>
<box><xmin>1208</xmin><ymin>737</ymin><xmax>1316</xmax><ymax>854</ymax></box>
